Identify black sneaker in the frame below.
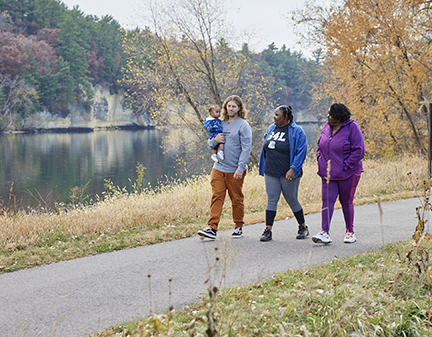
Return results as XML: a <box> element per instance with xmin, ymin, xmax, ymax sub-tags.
<box><xmin>260</xmin><ymin>228</ymin><xmax>272</xmax><ymax>242</ymax></box>
<box><xmin>232</xmin><ymin>227</ymin><xmax>243</xmax><ymax>238</ymax></box>
<box><xmin>296</xmin><ymin>225</ymin><xmax>309</xmax><ymax>239</ymax></box>
<box><xmin>198</xmin><ymin>227</ymin><xmax>217</xmax><ymax>239</ymax></box>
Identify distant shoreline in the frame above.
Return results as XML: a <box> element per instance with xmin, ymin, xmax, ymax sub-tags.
<box><xmin>1</xmin><ymin>124</ymin><xmax>156</xmax><ymax>135</ymax></box>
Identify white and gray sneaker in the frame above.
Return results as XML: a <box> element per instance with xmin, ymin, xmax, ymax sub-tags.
<box><xmin>312</xmin><ymin>230</ymin><xmax>332</xmax><ymax>244</ymax></box>
<box><xmin>232</xmin><ymin>227</ymin><xmax>243</xmax><ymax>238</ymax></box>
<box><xmin>198</xmin><ymin>227</ymin><xmax>217</xmax><ymax>239</ymax></box>
<box><xmin>344</xmin><ymin>232</ymin><xmax>356</xmax><ymax>243</ymax></box>
<box><xmin>211</xmin><ymin>154</ymin><xmax>219</xmax><ymax>163</ymax></box>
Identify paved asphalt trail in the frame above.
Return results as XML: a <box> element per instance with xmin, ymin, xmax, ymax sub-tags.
<box><xmin>0</xmin><ymin>198</ymin><xmax>424</xmax><ymax>336</ymax></box>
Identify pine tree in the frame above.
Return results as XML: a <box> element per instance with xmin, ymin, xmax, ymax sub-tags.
<box><xmin>57</xmin><ymin>11</ymin><xmax>92</xmax><ymax>104</ymax></box>
<box><xmin>19</xmin><ymin>50</ymin><xmax>41</xmax><ymax>111</ymax></box>
<box><xmin>90</xmin><ymin>15</ymin><xmax>124</xmax><ymax>88</ymax></box>
<box><xmin>33</xmin><ymin>0</ymin><xmax>67</xmax><ymax>29</ymax></box>
<box><xmin>260</xmin><ymin>44</ymin><xmax>317</xmax><ymax>107</ymax></box>
<box><xmin>0</xmin><ymin>82</ymin><xmax>6</xmax><ymax>113</ymax></box>
<box><xmin>19</xmin><ymin>51</ymin><xmax>39</xmax><ymax>90</ymax></box>
<box><xmin>37</xmin><ymin>62</ymin><xmax>58</xmax><ymax>108</ymax></box>
<box><xmin>55</xmin><ymin>55</ymin><xmax>75</xmax><ymax>106</ymax></box>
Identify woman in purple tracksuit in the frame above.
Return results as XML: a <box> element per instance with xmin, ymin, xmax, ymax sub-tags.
<box><xmin>312</xmin><ymin>103</ymin><xmax>365</xmax><ymax>244</ymax></box>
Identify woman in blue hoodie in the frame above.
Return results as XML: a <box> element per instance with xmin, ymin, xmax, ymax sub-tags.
<box><xmin>312</xmin><ymin>103</ymin><xmax>365</xmax><ymax>244</ymax></box>
<box><xmin>258</xmin><ymin>105</ymin><xmax>308</xmax><ymax>242</ymax></box>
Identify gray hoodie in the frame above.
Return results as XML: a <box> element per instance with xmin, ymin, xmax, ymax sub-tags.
<box><xmin>207</xmin><ymin>117</ymin><xmax>252</xmax><ymax>173</ymax></box>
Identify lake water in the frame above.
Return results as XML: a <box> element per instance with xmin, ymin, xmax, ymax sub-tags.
<box><xmin>0</xmin><ymin>123</ymin><xmax>320</xmax><ymax>209</ymax></box>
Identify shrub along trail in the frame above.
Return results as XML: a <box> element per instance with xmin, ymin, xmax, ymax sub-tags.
<box><xmin>0</xmin><ymin>197</ymin><xmax>421</xmax><ymax>337</ymax></box>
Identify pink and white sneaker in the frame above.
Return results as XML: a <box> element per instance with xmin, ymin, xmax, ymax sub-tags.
<box><xmin>312</xmin><ymin>230</ymin><xmax>332</xmax><ymax>244</ymax></box>
<box><xmin>344</xmin><ymin>232</ymin><xmax>356</xmax><ymax>243</ymax></box>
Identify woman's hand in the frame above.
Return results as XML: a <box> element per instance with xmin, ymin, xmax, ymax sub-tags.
<box><xmin>214</xmin><ymin>133</ymin><xmax>225</xmax><ymax>143</ymax></box>
<box><xmin>285</xmin><ymin>168</ymin><xmax>295</xmax><ymax>181</ymax></box>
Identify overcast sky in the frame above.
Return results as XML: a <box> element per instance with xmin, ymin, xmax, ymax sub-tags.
<box><xmin>60</xmin><ymin>0</ymin><xmax>327</xmax><ymax>57</ymax></box>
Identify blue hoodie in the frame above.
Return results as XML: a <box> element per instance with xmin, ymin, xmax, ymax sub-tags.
<box><xmin>316</xmin><ymin>119</ymin><xmax>365</xmax><ymax>180</ymax></box>
<box><xmin>258</xmin><ymin>121</ymin><xmax>307</xmax><ymax>179</ymax></box>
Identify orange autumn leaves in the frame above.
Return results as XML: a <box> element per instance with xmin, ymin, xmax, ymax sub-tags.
<box><xmin>293</xmin><ymin>0</ymin><xmax>432</xmax><ymax>157</ymax></box>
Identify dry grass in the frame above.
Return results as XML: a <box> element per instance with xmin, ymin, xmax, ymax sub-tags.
<box><xmin>244</xmin><ymin>154</ymin><xmax>429</xmax><ymax>223</ymax></box>
<box><xmin>0</xmin><ymin>155</ymin><xmax>429</xmax><ymax>272</ymax></box>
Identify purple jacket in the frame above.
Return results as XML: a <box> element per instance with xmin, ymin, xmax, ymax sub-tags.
<box><xmin>317</xmin><ymin>119</ymin><xmax>365</xmax><ymax>180</ymax></box>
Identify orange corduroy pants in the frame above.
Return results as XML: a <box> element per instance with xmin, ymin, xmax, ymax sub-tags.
<box><xmin>207</xmin><ymin>168</ymin><xmax>246</xmax><ymax>230</ymax></box>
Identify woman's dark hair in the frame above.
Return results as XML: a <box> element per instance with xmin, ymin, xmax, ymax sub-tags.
<box><xmin>329</xmin><ymin>103</ymin><xmax>351</xmax><ymax>122</ymax></box>
<box><xmin>276</xmin><ymin>105</ymin><xmax>293</xmax><ymax>123</ymax></box>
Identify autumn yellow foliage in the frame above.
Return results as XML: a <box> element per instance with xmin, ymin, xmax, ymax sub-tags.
<box><xmin>121</xmin><ymin>0</ymin><xmax>274</xmax><ymax>128</ymax></box>
<box><xmin>293</xmin><ymin>0</ymin><xmax>432</xmax><ymax>157</ymax></box>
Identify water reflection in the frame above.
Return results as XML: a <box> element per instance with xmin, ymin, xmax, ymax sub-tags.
<box><xmin>0</xmin><ymin>129</ymin><xmax>184</xmax><ymax>208</ymax></box>
<box><xmin>0</xmin><ymin>124</ymin><xmax>320</xmax><ymax>208</ymax></box>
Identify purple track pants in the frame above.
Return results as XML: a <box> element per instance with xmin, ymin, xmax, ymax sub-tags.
<box><xmin>321</xmin><ymin>172</ymin><xmax>361</xmax><ymax>233</ymax></box>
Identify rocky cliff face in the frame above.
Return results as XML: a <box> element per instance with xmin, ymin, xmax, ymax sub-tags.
<box><xmin>23</xmin><ymin>85</ymin><xmax>154</xmax><ymax>131</ymax></box>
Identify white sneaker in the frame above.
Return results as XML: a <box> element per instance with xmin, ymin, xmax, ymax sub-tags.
<box><xmin>344</xmin><ymin>232</ymin><xmax>356</xmax><ymax>243</ymax></box>
<box><xmin>312</xmin><ymin>230</ymin><xmax>332</xmax><ymax>244</ymax></box>
<box><xmin>232</xmin><ymin>227</ymin><xmax>243</xmax><ymax>238</ymax></box>
<box><xmin>211</xmin><ymin>154</ymin><xmax>219</xmax><ymax>162</ymax></box>
<box><xmin>217</xmin><ymin>150</ymin><xmax>224</xmax><ymax>161</ymax></box>
<box><xmin>198</xmin><ymin>227</ymin><xmax>217</xmax><ymax>239</ymax></box>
